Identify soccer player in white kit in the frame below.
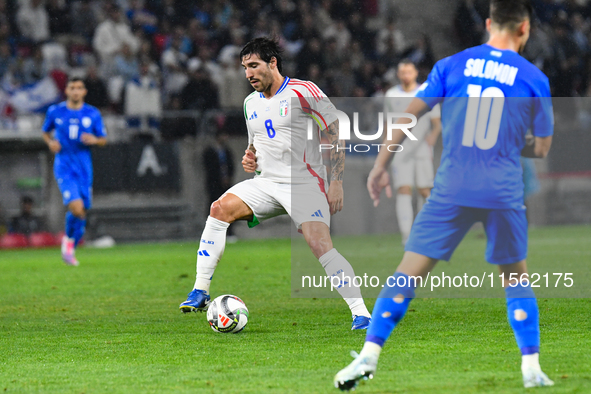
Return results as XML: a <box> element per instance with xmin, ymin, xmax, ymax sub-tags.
<box><xmin>384</xmin><ymin>60</ymin><xmax>441</xmax><ymax>245</ymax></box>
<box><xmin>180</xmin><ymin>37</ymin><xmax>372</xmax><ymax>330</ymax></box>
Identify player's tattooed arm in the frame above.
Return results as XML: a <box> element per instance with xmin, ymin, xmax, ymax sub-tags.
<box><xmin>325</xmin><ymin>119</ymin><xmax>344</xmax><ymax>182</ymax></box>
<box><xmin>248</xmin><ymin>144</ymin><xmax>256</xmax><ymax>155</ymax></box>
<box><xmin>324</xmin><ymin>119</ymin><xmax>345</xmax><ymax>214</ymax></box>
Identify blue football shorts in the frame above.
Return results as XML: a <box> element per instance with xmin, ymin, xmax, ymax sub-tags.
<box><xmin>405</xmin><ymin>199</ymin><xmax>528</xmax><ymax>265</ymax></box>
<box><xmin>55</xmin><ymin>171</ymin><xmax>92</xmax><ymax>209</ymax></box>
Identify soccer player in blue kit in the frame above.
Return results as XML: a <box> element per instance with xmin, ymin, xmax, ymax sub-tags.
<box><xmin>335</xmin><ymin>0</ymin><xmax>555</xmax><ymax>390</ymax></box>
<box><xmin>42</xmin><ymin>78</ymin><xmax>107</xmax><ymax>266</ymax></box>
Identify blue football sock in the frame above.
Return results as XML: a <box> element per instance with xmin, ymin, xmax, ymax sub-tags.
<box><xmin>73</xmin><ymin>217</ymin><xmax>86</xmax><ymax>247</ymax></box>
<box><xmin>366</xmin><ymin>272</ymin><xmax>416</xmax><ymax>347</ymax></box>
<box><xmin>506</xmin><ymin>283</ymin><xmax>540</xmax><ymax>355</ymax></box>
<box><xmin>65</xmin><ymin>212</ymin><xmax>77</xmax><ymax>239</ymax></box>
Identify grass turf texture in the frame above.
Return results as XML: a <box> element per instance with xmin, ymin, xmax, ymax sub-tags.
<box><xmin>0</xmin><ymin>225</ymin><xmax>589</xmax><ymax>393</ymax></box>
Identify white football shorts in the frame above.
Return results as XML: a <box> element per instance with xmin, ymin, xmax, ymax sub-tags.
<box><xmin>392</xmin><ymin>154</ymin><xmax>435</xmax><ymax>189</ymax></box>
<box><xmin>225</xmin><ymin>177</ymin><xmax>331</xmax><ymax>230</ymax></box>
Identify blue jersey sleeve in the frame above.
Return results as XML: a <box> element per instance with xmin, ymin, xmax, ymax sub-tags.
<box><xmin>416</xmin><ymin>59</ymin><xmax>447</xmax><ymax>109</ymax></box>
<box><xmin>42</xmin><ymin>106</ymin><xmax>56</xmax><ymax>133</ymax></box>
<box><xmin>531</xmin><ymin>79</ymin><xmax>554</xmax><ymax>137</ymax></box>
<box><xmin>93</xmin><ymin>110</ymin><xmax>107</xmax><ymax>138</ymax></box>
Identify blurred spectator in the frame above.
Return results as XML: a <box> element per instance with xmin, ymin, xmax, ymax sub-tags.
<box><xmin>71</xmin><ymin>0</ymin><xmax>98</xmax><ymax>42</ymax></box>
<box><xmin>571</xmin><ymin>13</ymin><xmax>590</xmax><ymax>94</ymax></box>
<box><xmin>46</xmin><ymin>0</ymin><xmax>71</xmax><ymax>37</ymax></box>
<box><xmin>454</xmin><ymin>0</ymin><xmax>485</xmax><ymax>49</ymax></box>
<box><xmin>125</xmin><ymin>62</ymin><xmax>161</xmax><ymax>112</ymax></box>
<box><xmin>180</xmin><ymin>63</ymin><xmax>219</xmax><ymax>110</ymax></box>
<box><xmin>402</xmin><ymin>34</ymin><xmax>436</xmax><ymax>82</ymax></box>
<box><xmin>297</xmin><ymin>37</ymin><xmax>325</xmax><ymax>76</ymax></box>
<box><xmin>349</xmin><ymin>41</ymin><xmax>365</xmax><ymax>71</ymax></box>
<box><xmin>161</xmin><ymin>34</ymin><xmax>188</xmax><ymax>96</ymax></box>
<box><xmin>323</xmin><ymin>20</ymin><xmax>351</xmax><ymax>52</ymax></box>
<box><xmin>84</xmin><ymin>65</ymin><xmax>109</xmax><ymax>110</ymax></box>
<box><xmin>114</xmin><ymin>44</ymin><xmax>140</xmax><ymax>82</ymax></box>
<box><xmin>16</xmin><ymin>0</ymin><xmax>50</xmax><ymax>43</ymax></box>
<box><xmin>332</xmin><ymin>60</ymin><xmax>356</xmax><ymax>96</ymax></box>
<box><xmin>127</xmin><ymin>0</ymin><xmax>158</xmax><ymax>35</ymax></box>
<box><xmin>160</xmin><ymin>95</ymin><xmax>196</xmax><ymax>139</ymax></box>
<box><xmin>549</xmin><ymin>20</ymin><xmax>579</xmax><ymax>97</ymax></box>
<box><xmin>192</xmin><ymin>46</ymin><xmax>223</xmax><ymax>88</ymax></box>
<box><xmin>218</xmin><ymin>50</ymin><xmax>251</xmax><ymax>110</ymax></box>
<box><xmin>93</xmin><ymin>4</ymin><xmax>139</xmax><ymax>75</ymax></box>
<box><xmin>315</xmin><ymin>0</ymin><xmax>334</xmax><ymax>30</ymax></box>
<box><xmin>533</xmin><ymin>0</ymin><xmax>566</xmax><ymax>25</ymax></box>
<box><xmin>376</xmin><ymin>18</ymin><xmax>406</xmax><ymax>56</ymax></box>
<box><xmin>355</xmin><ymin>62</ymin><xmax>378</xmax><ymax>96</ymax></box>
<box><xmin>124</xmin><ymin>61</ymin><xmax>161</xmax><ymax>132</ymax></box>
<box><xmin>0</xmin><ymin>41</ymin><xmax>15</xmax><ymax>79</ymax></box>
<box><xmin>323</xmin><ymin>38</ymin><xmax>343</xmax><ymax>71</ymax></box>
<box><xmin>347</xmin><ymin>12</ymin><xmax>373</xmax><ymax>56</ymax></box>
<box><xmin>22</xmin><ymin>45</ymin><xmax>48</xmax><ymax>85</ymax></box>
<box><xmin>203</xmin><ymin>131</ymin><xmax>235</xmax><ymax>227</ymax></box>
<box><xmin>9</xmin><ymin>196</ymin><xmax>43</xmax><ymax>236</ymax></box>
<box><xmin>523</xmin><ymin>22</ymin><xmax>552</xmax><ymax>70</ymax></box>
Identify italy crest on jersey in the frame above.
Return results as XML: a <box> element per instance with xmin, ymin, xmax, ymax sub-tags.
<box><xmin>279</xmin><ymin>100</ymin><xmax>288</xmax><ymax>117</ymax></box>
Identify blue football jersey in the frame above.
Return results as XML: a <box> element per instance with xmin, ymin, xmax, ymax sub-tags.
<box><xmin>416</xmin><ymin>44</ymin><xmax>554</xmax><ymax>209</ymax></box>
<box><xmin>42</xmin><ymin>102</ymin><xmax>106</xmax><ymax>184</ymax></box>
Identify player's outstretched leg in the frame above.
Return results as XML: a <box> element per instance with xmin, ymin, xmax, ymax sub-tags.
<box><xmin>180</xmin><ymin>193</ymin><xmax>253</xmax><ymax>313</ymax></box>
<box><xmin>302</xmin><ymin>222</ymin><xmax>371</xmax><ymax>329</ymax></box>
<box><xmin>62</xmin><ymin>200</ymin><xmax>86</xmax><ymax>266</ymax></box>
<box><xmin>504</xmin><ymin>279</ymin><xmax>554</xmax><ymax>387</ymax></box>
<box><xmin>334</xmin><ymin>272</ymin><xmax>416</xmax><ymax>390</ymax></box>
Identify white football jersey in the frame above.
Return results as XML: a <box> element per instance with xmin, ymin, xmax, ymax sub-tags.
<box><xmin>243</xmin><ymin>77</ymin><xmax>337</xmax><ymax>185</ymax></box>
<box><xmin>384</xmin><ymin>84</ymin><xmax>440</xmax><ymax>159</ymax></box>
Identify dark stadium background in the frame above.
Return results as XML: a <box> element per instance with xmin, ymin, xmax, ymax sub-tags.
<box><xmin>0</xmin><ymin>0</ymin><xmax>590</xmax><ymax>243</ymax></box>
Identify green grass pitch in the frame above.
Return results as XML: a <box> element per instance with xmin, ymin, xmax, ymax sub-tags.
<box><xmin>1</xmin><ymin>225</ymin><xmax>590</xmax><ymax>393</ymax></box>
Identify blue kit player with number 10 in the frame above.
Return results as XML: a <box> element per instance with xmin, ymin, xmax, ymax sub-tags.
<box><xmin>42</xmin><ymin>77</ymin><xmax>107</xmax><ymax>266</ymax></box>
<box><xmin>335</xmin><ymin>0</ymin><xmax>555</xmax><ymax>390</ymax></box>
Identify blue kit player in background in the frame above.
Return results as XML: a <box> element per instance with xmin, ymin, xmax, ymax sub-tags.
<box><xmin>335</xmin><ymin>0</ymin><xmax>555</xmax><ymax>390</ymax></box>
<box><xmin>42</xmin><ymin>77</ymin><xmax>107</xmax><ymax>266</ymax></box>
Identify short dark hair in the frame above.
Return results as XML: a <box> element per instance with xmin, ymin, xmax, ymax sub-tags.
<box><xmin>490</xmin><ymin>0</ymin><xmax>533</xmax><ymax>30</ymax></box>
<box><xmin>239</xmin><ymin>37</ymin><xmax>283</xmax><ymax>73</ymax></box>
<box><xmin>67</xmin><ymin>76</ymin><xmax>85</xmax><ymax>85</ymax></box>
<box><xmin>398</xmin><ymin>58</ymin><xmax>417</xmax><ymax>69</ymax></box>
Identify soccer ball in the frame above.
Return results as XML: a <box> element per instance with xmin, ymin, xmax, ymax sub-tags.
<box><xmin>206</xmin><ymin>294</ymin><xmax>249</xmax><ymax>333</ymax></box>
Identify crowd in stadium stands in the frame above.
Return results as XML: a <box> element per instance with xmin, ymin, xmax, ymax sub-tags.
<box><xmin>0</xmin><ymin>0</ymin><xmax>587</xmax><ymax>121</ymax></box>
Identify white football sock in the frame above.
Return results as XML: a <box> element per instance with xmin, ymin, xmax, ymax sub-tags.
<box><xmin>319</xmin><ymin>248</ymin><xmax>370</xmax><ymax>317</ymax></box>
<box><xmin>396</xmin><ymin>193</ymin><xmax>413</xmax><ymax>244</ymax></box>
<box><xmin>417</xmin><ymin>195</ymin><xmax>426</xmax><ymax>212</ymax></box>
<box><xmin>360</xmin><ymin>341</ymin><xmax>382</xmax><ymax>358</ymax></box>
<box><xmin>194</xmin><ymin>216</ymin><xmax>230</xmax><ymax>293</ymax></box>
<box><xmin>522</xmin><ymin>353</ymin><xmax>541</xmax><ymax>372</ymax></box>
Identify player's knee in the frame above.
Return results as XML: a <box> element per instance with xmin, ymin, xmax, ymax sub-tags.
<box><xmin>69</xmin><ymin>203</ymin><xmax>85</xmax><ymax>218</ymax></box>
<box><xmin>419</xmin><ymin>188</ymin><xmax>431</xmax><ymax>198</ymax></box>
<box><xmin>398</xmin><ymin>186</ymin><xmax>412</xmax><ymax>195</ymax></box>
<box><xmin>306</xmin><ymin>233</ymin><xmax>333</xmax><ymax>259</ymax></box>
<box><xmin>210</xmin><ymin>200</ymin><xmax>234</xmax><ymax>222</ymax></box>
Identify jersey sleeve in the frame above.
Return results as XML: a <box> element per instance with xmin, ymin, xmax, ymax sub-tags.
<box><xmin>93</xmin><ymin>110</ymin><xmax>107</xmax><ymax>138</ymax></box>
<box><xmin>42</xmin><ymin>106</ymin><xmax>56</xmax><ymax>133</ymax></box>
<box><xmin>416</xmin><ymin>59</ymin><xmax>447</xmax><ymax>109</ymax></box>
<box><xmin>243</xmin><ymin>94</ymin><xmax>255</xmax><ymax>145</ymax></box>
<box><xmin>531</xmin><ymin>78</ymin><xmax>554</xmax><ymax>138</ymax></box>
<box><xmin>309</xmin><ymin>82</ymin><xmax>338</xmax><ymax>132</ymax></box>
